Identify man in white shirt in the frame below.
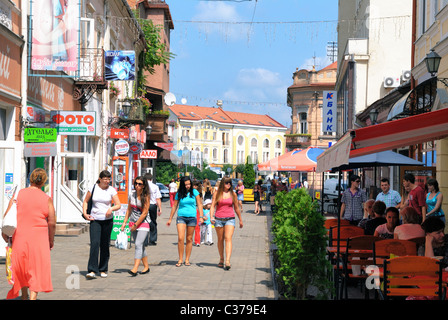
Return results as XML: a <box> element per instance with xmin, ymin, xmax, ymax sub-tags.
<box><xmin>144</xmin><ymin>173</ymin><xmax>162</xmax><ymax>246</ymax></box>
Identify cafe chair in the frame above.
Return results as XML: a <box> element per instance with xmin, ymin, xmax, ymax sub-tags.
<box><xmin>373</xmin><ymin>239</ymin><xmax>417</xmax><ymax>266</ymax></box>
<box><xmin>340</xmin><ymin>235</ymin><xmax>382</xmax><ymax>299</ymax></box>
<box><xmin>328</xmin><ymin>225</ymin><xmax>364</xmax><ymax>248</ymax></box>
<box><xmin>324</xmin><ymin>218</ymin><xmax>350</xmax><ymax>230</ymax></box>
<box><xmin>380</xmin><ymin>256</ymin><xmax>445</xmax><ymax>300</ymax></box>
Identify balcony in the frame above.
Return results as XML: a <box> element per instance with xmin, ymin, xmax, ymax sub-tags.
<box><xmin>72</xmin><ymin>48</ymin><xmax>107</xmax><ymax>104</ymax></box>
<box><xmin>285</xmin><ymin>134</ymin><xmax>311</xmax><ymax>149</ymax></box>
<box><xmin>146</xmin><ymin>112</ymin><xmax>169</xmax><ymax>142</ymax></box>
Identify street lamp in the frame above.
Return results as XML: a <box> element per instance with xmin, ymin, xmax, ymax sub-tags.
<box><xmin>425</xmin><ymin>49</ymin><xmax>442</xmax><ymax>76</ymax></box>
<box><xmin>145</xmin><ymin>124</ymin><xmax>152</xmax><ymax>136</ymax></box>
<box><xmin>369</xmin><ymin>108</ymin><xmax>378</xmax><ymax>125</ymax></box>
<box><xmin>121</xmin><ymin>101</ymin><xmax>131</xmax><ymax>118</ymax></box>
<box><xmin>424</xmin><ymin>48</ymin><xmax>448</xmax><ymax>87</ymax></box>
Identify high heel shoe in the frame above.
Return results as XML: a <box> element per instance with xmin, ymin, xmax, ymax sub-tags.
<box><xmin>140</xmin><ymin>268</ymin><xmax>150</xmax><ymax>274</ymax></box>
<box><xmin>128</xmin><ymin>270</ymin><xmax>138</xmax><ymax>277</ymax></box>
<box><xmin>225</xmin><ymin>261</ymin><xmax>231</xmax><ymax>270</ymax></box>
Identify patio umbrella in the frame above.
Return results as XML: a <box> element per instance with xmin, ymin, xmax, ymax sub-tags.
<box><xmin>335</xmin><ymin>150</ymin><xmax>424</xmax><ymax>170</ymax></box>
<box><xmin>257</xmin><ymin>147</ymin><xmax>324</xmax><ymax>172</ymax></box>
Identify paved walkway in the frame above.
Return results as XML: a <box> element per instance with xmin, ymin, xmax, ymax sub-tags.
<box><xmin>0</xmin><ymin>201</ymin><xmax>274</xmax><ymax>300</ymax></box>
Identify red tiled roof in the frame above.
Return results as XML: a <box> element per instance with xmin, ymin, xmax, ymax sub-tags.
<box><xmin>169</xmin><ymin>104</ymin><xmax>286</xmax><ymax>128</ymax></box>
<box><xmin>320</xmin><ymin>61</ymin><xmax>337</xmax><ymax>71</ymax></box>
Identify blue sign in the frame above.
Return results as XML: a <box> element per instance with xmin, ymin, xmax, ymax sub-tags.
<box><xmin>5</xmin><ymin>173</ymin><xmax>13</xmax><ymax>184</ymax></box>
<box><xmin>323</xmin><ymin>91</ymin><xmax>337</xmax><ymax>133</ymax></box>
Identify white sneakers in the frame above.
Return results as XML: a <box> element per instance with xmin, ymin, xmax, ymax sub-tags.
<box><xmin>85</xmin><ymin>272</ymin><xmax>108</xmax><ymax>279</ymax></box>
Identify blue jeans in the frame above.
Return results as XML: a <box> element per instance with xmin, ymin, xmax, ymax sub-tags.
<box><xmin>176</xmin><ymin>216</ymin><xmax>197</xmax><ymax>227</ymax></box>
<box><xmin>214</xmin><ymin>217</ymin><xmax>235</xmax><ymax>228</ymax></box>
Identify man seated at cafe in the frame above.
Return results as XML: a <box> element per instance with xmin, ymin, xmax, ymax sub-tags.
<box><xmin>364</xmin><ymin>200</ymin><xmax>386</xmax><ymax>236</ymax></box>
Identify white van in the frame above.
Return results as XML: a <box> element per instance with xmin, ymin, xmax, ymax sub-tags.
<box><xmin>323</xmin><ymin>178</ymin><xmax>347</xmax><ymax>201</ymax></box>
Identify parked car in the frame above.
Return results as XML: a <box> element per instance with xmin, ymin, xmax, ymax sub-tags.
<box><xmin>323</xmin><ymin>178</ymin><xmax>347</xmax><ymax>202</ymax></box>
<box><xmin>156</xmin><ymin>182</ymin><xmax>170</xmax><ymax>201</ymax></box>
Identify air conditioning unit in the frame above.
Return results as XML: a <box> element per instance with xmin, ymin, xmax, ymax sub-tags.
<box><xmin>384</xmin><ymin>76</ymin><xmax>400</xmax><ymax>88</ymax></box>
<box><xmin>401</xmin><ymin>70</ymin><xmax>412</xmax><ymax>82</ymax></box>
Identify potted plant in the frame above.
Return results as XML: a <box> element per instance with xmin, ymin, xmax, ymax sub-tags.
<box><xmin>271</xmin><ymin>188</ymin><xmax>332</xmax><ymax>299</ymax></box>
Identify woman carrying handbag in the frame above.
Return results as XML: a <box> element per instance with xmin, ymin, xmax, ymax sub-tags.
<box><xmin>83</xmin><ymin>170</ymin><xmax>121</xmax><ymax>279</ymax></box>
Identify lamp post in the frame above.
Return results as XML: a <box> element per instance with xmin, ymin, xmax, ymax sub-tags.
<box><xmin>369</xmin><ymin>108</ymin><xmax>378</xmax><ymax>125</ymax></box>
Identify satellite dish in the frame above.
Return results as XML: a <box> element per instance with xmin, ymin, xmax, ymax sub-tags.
<box><xmin>181</xmin><ymin>98</ymin><xmax>187</xmax><ymax>104</ymax></box>
<box><xmin>164</xmin><ymin>92</ymin><xmax>176</xmax><ymax>106</ymax></box>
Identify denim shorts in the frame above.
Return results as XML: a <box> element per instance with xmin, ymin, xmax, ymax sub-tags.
<box><xmin>237</xmin><ymin>194</ymin><xmax>244</xmax><ymax>201</ymax></box>
<box><xmin>176</xmin><ymin>216</ymin><xmax>197</xmax><ymax>227</ymax></box>
<box><xmin>214</xmin><ymin>217</ymin><xmax>235</xmax><ymax>228</ymax></box>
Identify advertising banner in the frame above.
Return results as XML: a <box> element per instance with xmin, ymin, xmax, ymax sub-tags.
<box><xmin>104</xmin><ymin>51</ymin><xmax>135</xmax><ymax>81</ymax></box>
<box><xmin>24</xmin><ymin>143</ymin><xmax>57</xmax><ymax>157</ymax></box>
<box><xmin>24</xmin><ymin>128</ymin><xmax>57</xmax><ymax>143</ymax></box>
<box><xmin>50</xmin><ymin>111</ymin><xmax>96</xmax><ymax>136</ymax></box>
<box><xmin>31</xmin><ymin>0</ymin><xmax>80</xmax><ymax>72</ymax></box>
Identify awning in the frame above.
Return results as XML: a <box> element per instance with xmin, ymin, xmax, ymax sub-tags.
<box><xmin>350</xmin><ymin>107</ymin><xmax>448</xmax><ymax>158</ymax></box>
<box><xmin>387</xmin><ymin>91</ymin><xmax>412</xmax><ymax>120</ymax></box>
<box><xmin>316</xmin><ymin>107</ymin><xmax>448</xmax><ymax>172</ymax></box>
<box><xmin>336</xmin><ymin>150</ymin><xmax>423</xmax><ymax>170</ymax></box>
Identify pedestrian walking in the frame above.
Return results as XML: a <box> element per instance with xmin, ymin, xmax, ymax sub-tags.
<box><xmin>83</xmin><ymin>170</ymin><xmax>121</xmax><ymax>279</ymax></box>
<box><xmin>121</xmin><ymin>176</ymin><xmax>151</xmax><ymax>276</ymax></box>
<box><xmin>200</xmin><ymin>198</ymin><xmax>213</xmax><ymax>245</ymax></box>
<box><xmin>144</xmin><ymin>173</ymin><xmax>162</xmax><ymax>246</ymax></box>
<box><xmin>235</xmin><ymin>180</ymin><xmax>244</xmax><ymax>213</ymax></box>
<box><xmin>193</xmin><ymin>180</ymin><xmax>203</xmax><ymax>246</ymax></box>
<box><xmin>210</xmin><ymin>177</ymin><xmax>243</xmax><ymax>270</ymax></box>
<box><xmin>3</xmin><ymin>168</ymin><xmax>56</xmax><ymax>300</ymax></box>
<box><xmin>340</xmin><ymin>175</ymin><xmax>367</xmax><ymax>226</ymax></box>
<box><xmin>169</xmin><ymin>178</ymin><xmax>177</xmax><ymax>207</ymax></box>
<box><xmin>253</xmin><ymin>180</ymin><xmax>262</xmax><ymax>214</ymax></box>
<box><xmin>167</xmin><ymin>176</ymin><xmax>204</xmax><ymax>267</ymax></box>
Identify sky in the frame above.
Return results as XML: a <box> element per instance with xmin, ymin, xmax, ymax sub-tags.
<box><xmin>166</xmin><ymin>0</ymin><xmax>339</xmax><ymax>128</ymax></box>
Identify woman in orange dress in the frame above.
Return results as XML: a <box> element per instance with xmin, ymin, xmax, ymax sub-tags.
<box><xmin>4</xmin><ymin>168</ymin><xmax>56</xmax><ymax>300</ymax></box>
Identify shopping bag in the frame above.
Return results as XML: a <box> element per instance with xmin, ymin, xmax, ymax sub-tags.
<box><xmin>5</xmin><ymin>239</ymin><xmax>14</xmax><ymax>285</ymax></box>
<box><xmin>114</xmin><ymin>230</ymin><xmax>128</xmax><ymax>250</ymax></box>
<box><xmin>2</xmin><ymin>190</ymin><xmax>18</xmax><ymax>237</ymax></box>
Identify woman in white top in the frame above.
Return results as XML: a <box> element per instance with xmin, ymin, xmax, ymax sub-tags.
<box><xmin>83</xmin><ymin>170</ymin><xmax>121</xmax><ymax>279</ymax></box>
<box><xmin>169</xmin><ymin>179</ymin><xmax>178</xmax><ymax>208</ymax></box>
<box><xmin>122</xmin><ymin>176</ymin><xmax>151</xmax><ymax>276</ymax></box>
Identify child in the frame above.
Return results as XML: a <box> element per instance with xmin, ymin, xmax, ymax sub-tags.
<box><xmin>201</xmin><ymin>199</ymin><xmax>213</xmax><ymax>245</ymax></box>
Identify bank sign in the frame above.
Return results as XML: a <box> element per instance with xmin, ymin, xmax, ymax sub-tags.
<box><xmin>323</xmin><ymin>91</ymin><xmax>337</xmax><ymax>133</ymax></box>
<box><xmin>50</xmin><ymin>111</ymin><xmax>96</xmax><ymax>136</ymax></box>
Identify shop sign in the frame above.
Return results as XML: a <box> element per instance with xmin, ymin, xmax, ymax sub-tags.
<box><xmin>50</xmin><ymin>111</ymin><xmax>96</xmax><ymax>136</ymax></box>
<box><xmin>323</xmin><ymin>91</ymin><xmax>337</xmax><ymax>133</ymax></box>
<box><xmin>24</xmin><ymin>128</ymin><xmax>57</xmax><ymax>142</ymax></box>
<box><xmin>110</xmin><ymin>128</ymin><xmax>129</xmax><ymax>139</ymax></box>
<box><xmin>140</xmin><ymin>149</ymin><xmax>157</xmax><ymax>159</ymax></box>
<box><xmin>24</xmin><ymin>143</ymin><xmax>57</xmax><ymax>157</ymax></box>
<box><xmin>115</xmin><ymin>139</ymin><xmax>129</xmax><ymax>155</ymax></box>
<box><xmin>128</xmin><ymin>142</ymin><xmax>143</xmax><ymax>154</ymax></box>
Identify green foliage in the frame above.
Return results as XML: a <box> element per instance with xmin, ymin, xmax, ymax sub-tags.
<box><xmin>155</xmin><ymin>162</ymin><xmax>178</xmax><ymax>185</ymax></box>
<box><xmin>235</xmin><ymin>164</ymin><xmax>245</xmax><ymax>175</ymax></box>
<box><xmin>272</xmin><ymin>188</ymin><xmax>332</xmax><ymax>299</ymax></box>
<box><xmin>243</xmin><ymin>156</ymin><xmax>255</xmax><ymax>188</ymax></box>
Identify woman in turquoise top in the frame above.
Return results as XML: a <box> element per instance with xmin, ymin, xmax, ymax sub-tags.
<box><xmin>426</xmin><ymin>178</ymin><xmax>445</xmax><ymax>223</ymax></box>
<box><xmin>167</xmin><ymin>176</ymin><xmax>204</xmax><ymax>267</ymax></box>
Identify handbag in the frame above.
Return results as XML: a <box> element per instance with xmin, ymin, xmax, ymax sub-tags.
<box><xmin>115</xmin><ymin>230</ymin><xmax>128</xmax><ymax>250</ymax></box>
<box><xmin>5</xmin><ymin>238</ymin><xmax>14</xmax><ymax>285</ymax></box>
<box><xmin>2</xmin><ymin>189</ymin><xmax>18</xmax><ymax>237</ymax></box>
<box><xmin>84</xmin><ymin>184</ymin><xmax>96</xmax><ymax>220</ymax></box>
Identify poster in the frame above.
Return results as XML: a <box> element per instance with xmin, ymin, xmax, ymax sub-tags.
<box><xmin>104</xmin><ymin>51</ymin><xmax>135</xmax><ymax>81</ymax></box>
<box><xmin>111</xmin><ymin>204</ymin><xmax>130</xmax><ymax>241</ymax></box>
<box><xmin>31</xmin><ymin>0</ymin><xmax>80</xmax><ymax>71</ymax></box>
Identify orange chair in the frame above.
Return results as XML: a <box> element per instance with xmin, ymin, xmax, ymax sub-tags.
<box><xmin>328</xmin><ymin>225</ymin><xmax>364</xmax><ymax>248</ymax></box>
<box><xmin>381</xmin><ymin>256</ymin><xmax>445</xmax><ymax>300</ymax></box>
<box><xmin>373</xmin><ymin>239</ymin><xmax>417</xmax><ymax>266</ymax></box>
<box><xmin>324</xmin><ymin>218</ymin><xmax>350</xmax><ymax>230</ymax></box>
<box><xmin>340</xmin><ymin>235</ymin><xmax>382</xmax><ymax>299</ymax></box>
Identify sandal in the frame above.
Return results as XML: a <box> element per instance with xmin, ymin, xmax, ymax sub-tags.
<box><xmin>225</xmin><ymin>261</ymin><xmax>231</xmax><ymax>270</ymax></box>
<box><xmin>184</xmin><ymin>261</ymin><xmax>191</xmax><ymax>266</ymax></box>
<box><xmin>218</xmin><ymin>261</ymin><xmax>224</xmax><ymax>268</ymax></box>
<box><xmin>175</xmin><ymin>261</ymin><xmax>183</xmax><ymax>267</ymax></box>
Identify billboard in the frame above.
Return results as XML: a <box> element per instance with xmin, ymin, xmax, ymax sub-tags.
<box><xmin>31</xmin><ymin>0</ymin><xmax>80</xmax><ymax>72</ymax></box>
<box><xmin>104</xmin><ymin>51</ymin><xmax>136</xmax><ymax>81</ymax></box>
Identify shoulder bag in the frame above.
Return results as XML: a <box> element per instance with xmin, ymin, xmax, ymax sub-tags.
<box><xmin>84</xmin><ymin>184</ymin><xmax>96</xmax><ymax>220</ymax></box>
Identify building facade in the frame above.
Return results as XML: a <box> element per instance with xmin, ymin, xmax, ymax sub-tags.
<box><xmin>168</xmin><ymin>104</ymin><xmax>286</xmax><ymax>171</ymax></box>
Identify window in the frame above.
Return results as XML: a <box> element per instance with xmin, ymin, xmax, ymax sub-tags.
<box><xmin>275</xmin><ymin>139</ymin><xmax>281</xmax><ymax>149</ymax></box>
<box><xmin>299</xmin><ymin>112</ymin><xmax>308</xmax><ymax>134</ymax></box>
<box><xmin>213</xmin><ymin>148</ymin><xmax>218</xmax><ymax>161</ymax></box>
<box><xmin>0</xmin><ymin>108</ymin><xmax>6</xmax><ymax>140</ymax></box>
<box><xmin>238</xmin><ymin>135</ymin><xmax>244</xmax><ymax>145</ymax></box>
<box><xmin>251</xmin><ymin>138</ymin><xmax>257</xmax><ymax>147</ymax></box>
<box><xmin>263</xmin><ymin>139</ymin><xmax>269</xmax><ymax>148</ymax></box>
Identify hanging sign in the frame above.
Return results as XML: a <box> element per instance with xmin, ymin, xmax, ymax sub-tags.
<box><xmin>110</xmin><ymin>128</ymin><xmax>129</xmax><ymax>139</ymax></box>
<box><xmin>323</xmin><ymin>91</ymin><xmax>337</xmax><ymax>133</ymax></box>
<box><xmin>140</xmin><ymin>149</ymin><xmax>158</xmax><ymax>159</ymax></box>
<box><xmin>24</xmin><ymin>143</ymin><xmax>57</xmax><ymax>157</ymax></box>
<box><xmin>128</xmin><ymin>142</ymin><xmax>143</xmax><ymax>154</ymax></box>
<box><xmin>115</xmin><ymin>139</ymin><xmax>129</xmax><ymax>155</ymax></box>
<box><xmin>24</xmin><ymin>128</ymin><xmax>57</xmax><ymax>142</ymax></box>
<box><xmin>50</xmin><ymin>111</ymin><xmax>96</xmax><ymax>136</ymax></box>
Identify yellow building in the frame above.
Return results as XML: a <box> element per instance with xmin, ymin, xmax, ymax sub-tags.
<box><xmin>168</xmin><ymin>105</ymin><xmax>287</xmax><ymax>170</ymax></box>
<box><xmin>413</xmin><ymin>0</ymin><xmax>448</xmax><ymax>223</ymax></box>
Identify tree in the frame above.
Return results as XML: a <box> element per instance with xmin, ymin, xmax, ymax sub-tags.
<box><xmin>243</xmin><ymin>156</ymin><xmax>255</xmax><ymax>188</ymax></box>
